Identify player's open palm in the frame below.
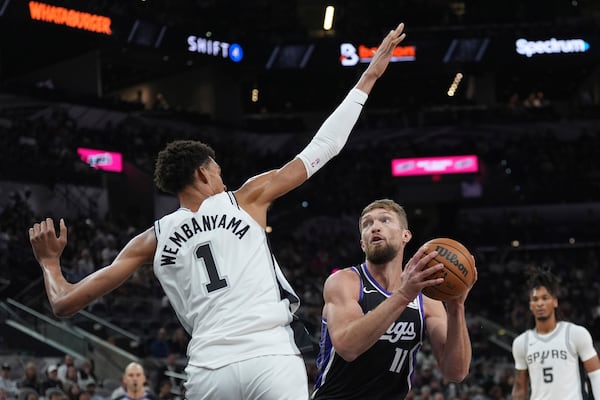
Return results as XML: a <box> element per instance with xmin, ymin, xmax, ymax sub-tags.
<box><xmin>29</xmin><ymin>217</ymin><xmax>67</xmax><ymax>267</ymax></box>
<box><xmin>364</xmin><ymin>23</ymin><xmax>406</xmax><ymax>79</ymax></box>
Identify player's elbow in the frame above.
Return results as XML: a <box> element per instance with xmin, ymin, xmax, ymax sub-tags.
<box><xmin>331</xmin><ymin>338</ymin><xmax>362</xmax><ymax>362</ymax></box>
<box><xmin>51</xmin><ymin>299</ymin><xmax>78</xmax><ymax>318</ymax></box>
<box><xmin>335</xmin><ymin>348</ymin><xmax>360</xmax><ymax>362</ymax></box>
<box><xmin>442</xmin><ymin>367</ymin><xmax>469</xmax><ymax>383</ymax></box>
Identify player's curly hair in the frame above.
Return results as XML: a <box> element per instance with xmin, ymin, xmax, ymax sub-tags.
<box><xmin>526</xmin><ymin>267</ymin><xmax>560</xmax><ymax>298</ymax></box>
<box><xmin>154</xmin><ymin>140</ymin><xmax>216</xmax><ymax>195</ymax></box>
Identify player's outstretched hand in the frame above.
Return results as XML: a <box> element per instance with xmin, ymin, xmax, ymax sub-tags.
<box><xmin>364</xmin><ymin>23</ymin><xmax>407</xmax><ymax>79</ymax></box>
<box><xmin>29</xmin><ymin>217</ymin><xmax>67</xmax><ymax>267</ymax></box>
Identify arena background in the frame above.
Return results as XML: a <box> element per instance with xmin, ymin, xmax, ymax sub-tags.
<box><xmin>1</xmin><ymin>1</ymin><xmax>600</xmax><ymax>399</ymax></box>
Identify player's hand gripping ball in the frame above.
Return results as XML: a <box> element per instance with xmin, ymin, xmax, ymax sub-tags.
<box><xmin>421</xmin><ymin>238</ymin><xmax>475</xmax><ymax>301</ymax></box>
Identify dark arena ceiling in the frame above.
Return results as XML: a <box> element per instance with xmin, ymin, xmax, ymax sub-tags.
<box><xmin>1</xmin><ymin>0</ymin><xmax>599</xmax><ymax>113</ymax></box>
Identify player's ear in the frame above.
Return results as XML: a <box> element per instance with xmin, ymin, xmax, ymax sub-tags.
<box><xmin>359</xmin><ymin>239</ymin><xmax>366</xmax><ymax>252</ymax></box>
<box><xmin>196</xmin><ymin>165</ymin><xmax>210</xmax><ymax>184</ymax></box>
<box><xmin>402</xmin><ymin>229</ymin><xmax>412</xmax><ymax>243</ymax></box>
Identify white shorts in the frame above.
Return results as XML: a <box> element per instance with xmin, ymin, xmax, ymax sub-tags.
<box><xmin>184</xmin><ymin>355</ymin><xmax>309</xmax><ymax>400</ymax></box>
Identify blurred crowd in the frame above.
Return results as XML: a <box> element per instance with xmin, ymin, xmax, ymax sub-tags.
<box><xmin>1</xmin><ymin>93</ymin><xmax>600</xmax><ymax>400</ymax></box>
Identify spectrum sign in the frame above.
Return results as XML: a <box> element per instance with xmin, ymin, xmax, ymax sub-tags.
<box><xmin>340</xmin><ymin>43</ymin><xmax>416</xmax><ymax>66</ymax></box>
<box><xmin>391</xmin><ymin>155</ymin><xmax>478</xmax><ymax>177</ymax></box>
<box><xmin>77</xmin><ymin>148</ymin><xmax>123</xmax><ymax>173</ymax></box>
<box><xmin>515</xmin><ymin>37</ymin><xmax>590</xmax><ymax>58</ymax></box>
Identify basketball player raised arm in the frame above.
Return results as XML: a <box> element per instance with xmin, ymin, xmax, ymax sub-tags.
<box><xmin>28</xmin><ymin>24</ymin><xmax>407</xmax><ymax>317</ymax></box>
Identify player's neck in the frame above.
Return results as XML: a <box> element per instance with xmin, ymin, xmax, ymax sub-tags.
<box><xmin>126</xmin><ymin>389</ymin><xmax>146</xmax><ymax>399</ymax></box>
<box><xmin>365</xmin><ymin>258</ymin><xmax>404</xmax><ymax>291</ymax></box>
<box><xmin>535</xmin><ymin>316</ymin><xmax>558</xmax><ymax>334</ymax></box>
<box><xmin>178</xmin><ymin>187</ymin><xmax>211</xmax><ymax>212</ymax></box>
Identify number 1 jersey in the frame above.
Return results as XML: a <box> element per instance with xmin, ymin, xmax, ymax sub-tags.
<box><xmin>153</xmin><ymin>191</ymin><xmax>300</xmax><ymax>368</ymax></box>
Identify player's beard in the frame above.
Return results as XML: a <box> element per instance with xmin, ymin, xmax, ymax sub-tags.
<box><xmin>535</xmin><ymin>314</ymin><xmax>550</xmax><ymax>321</ymax></box>
<box><xmin>365</xmin><ymin>242</ymin><xmax>398</xmax><ymax>264</ymax></box>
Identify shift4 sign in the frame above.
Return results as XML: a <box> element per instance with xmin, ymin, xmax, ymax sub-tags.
<box><xmin>187</xmin><ymin>35</ymin><xmax>244</xmax><ymax>62</ymax></box>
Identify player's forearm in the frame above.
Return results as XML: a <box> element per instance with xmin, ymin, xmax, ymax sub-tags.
<box><xmin>354</xmin><ymin>71</ymin><xmax>381</xmax><ymax>95</ymax></box>
<box><xmin>41</xmin><ymin>264</ymin><xmax>77</xmax><ymax>317</ymax></box>
<box><xmin>439</xmin><ymin>303</ymin><xmax>471</xmax><ymax>381</ymax></box>
<box><xmin>511</xmin><ymin>387</ymin><xmax>527</xmax><ymax>400</ymax></box>
<box><xmin>333</xmin><ymin>291</ymin><xmax>411</xmax><ymax>361</ymax></box>
<box><xmin>297</xmin><ymin>88</ymin><xmax>367</xmax><ymax>178</ymax></box>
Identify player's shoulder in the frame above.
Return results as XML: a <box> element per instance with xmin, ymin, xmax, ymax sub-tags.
<box><xmin>326</xmin><ymin>266</ymin><xmax>361</xmax><ymax>283</ymax></box>
<box><xmin>323</xmin><ymin>267</ymin><xmax>361</xmax><ymax>297</ymax></box>
<box><xmin>562</xmin><ymin>321</ymin><xmax>593</xmax><ymax>338</ymax></box>
<box><xmin>512</xmin><ymin>329</ymin><xmax>529</xmax><ymax>348</ymax></box>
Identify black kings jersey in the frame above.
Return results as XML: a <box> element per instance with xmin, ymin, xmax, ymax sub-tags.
<box><xmin>312</xmin><ymin>263</ymin><xmax>425</xmax><ymax>400</ymax></box>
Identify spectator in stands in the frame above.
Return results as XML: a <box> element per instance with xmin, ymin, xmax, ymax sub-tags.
<box><xmin>62</xmin><ymin>366</ymin><xmax>80</xmax><ymax>394</ymax></box>
<box><xmin>167</xmin><ymin>328</ymin><xmax>188</xmax><ymax>357</ymax></box>
<box><xmin>73</xmin><ymin>248</ymin><xmax>95</xmax><ymax>281</ymax></box>
<box><xmin>109</xmin><ymin>378</ymin><xmax>126</xmax><ymax>400</ymax></box>
<box><xmin>46</xmin><ymin>388</ymin><xmax>67</xmax><ymax>400</ymax></box>
<box><xmin>23</xmin><ymin>391</ymin><xmax>39</xmax><ymax>400</ymax></box>
<box><xmin>0</xmin><ymin>363</ymin><xmax>17</xmax><ymax>399</ymax></box>
<box><xmin>40</xmin><ymin>365</ymin><xmax>63</xmax><ymax>394</ymax></box>
<box><xmin>57</xmin><ymin>355</ymin><xmax>75</xmax><ymax>383</ymax></box>
<box><xmin>28</xmin><ymin>23</ymin><xmax>406</xmax><ymax>400</ymax></box>
<box><xmin>76</xmin><ymin>392</ymin><xmax>90</xmax><ymax>400</ymax></box>
<box><xmin>113</xmin><ymin>363</ymin><xmax>156</xmax><ymax>400</ymax></box>
<box><xmin>154</xmin><ymin>353</ymin><xmax>182</xmax><ymax>397</ymax></box>
<box><xmin>18</xmin><ymin>362</ymin><xmax>41</xmax><ymax>395</ymax></box>
<box><xmin>82</xmin><ymin>382</ymin><xmax>103</xmax><ymax>400</ymax></box>
<box><xmin>76</xmin><ymin>360</ymin><xmax>96</xmax><ymax>389</ymax></box>
<box><xmin>147</xmin><ymin>328</ymin><xmax>170</xmax><ymax>358</ymax></box>
<box><xmin>155</xmin><ymin>381</ymin><xmax>176</xmax><ymax>400</ymax></box>
<box><xmin>64</xmin><ymin>382</ymin><xmax>81</xmax><ymax>400</ymax></box>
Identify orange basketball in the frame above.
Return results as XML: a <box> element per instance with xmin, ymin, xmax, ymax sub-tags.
<box><xmin>421</xmin><ymin>238</ymin><xmax>475</xmax><ymax>301</ymax></box>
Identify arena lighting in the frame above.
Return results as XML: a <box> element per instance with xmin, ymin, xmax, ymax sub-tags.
<box><xmin>515</xmin><ymin>37</ymin><xmax>590</xmax><ymax>57</ymax></box>
<box><xmin>323</xmin><ymin>6</ymin><xmax>335</xmax><ymax>31</ymax></box>
<box><xmin>391</xmin><ymin>155</ymin><xmax>478</xmax><ymax>177</ymax></box>
<box><xmin>340</xmin><ymin>43</ymin><xmax>415</xmax><ymax>66</ymax></box>
<box><xmin>28</xmin><ymin>1</ymin><xmax>112</xmax><ymax>35</ymax></box>
<box><xmin>77</xmin><ymin>148</ymin><xmax>123</xmax><ymax>173</ymax></box>
<box><xmin>447</xmin><ymin>72</ymin><xmax>463</xmax><ymax>97</ymax></box>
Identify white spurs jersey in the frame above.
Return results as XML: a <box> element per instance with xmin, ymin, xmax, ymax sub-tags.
<box><xmin>153</xmin><ymin>191</ymin><xmax>300</xmax><ymax>369</ymax></box>
<box><xmin>512</xmin><ymin>321</ymin><xmax>598</xmax><ymax>400</ymax></box>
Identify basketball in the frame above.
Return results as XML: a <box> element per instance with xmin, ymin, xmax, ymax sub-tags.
<box><xmin>421</xmin><ymin>238</ymin><xmax>475</xmax><ymax>301</ymax></box>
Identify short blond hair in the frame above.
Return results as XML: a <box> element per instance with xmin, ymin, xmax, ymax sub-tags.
<box><xmin>359</xmin><ymin>199</ymin><xmax>408</xmax><ymax>230</ymax></box>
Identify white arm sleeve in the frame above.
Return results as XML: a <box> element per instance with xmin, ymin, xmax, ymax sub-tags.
<box><xmin>589</xmin><ymin>369</ymin><xmax>600</xmax><ymax>400</ymax></box>
<box><xmin>571</xmin><ymin>324</ymin><xmax>600</xmax><ymax>398</ymax></box>
<box><xmin>297</xmin><ymin>88</ymin><xmax>368</xmax><ymax>178</ymax></box>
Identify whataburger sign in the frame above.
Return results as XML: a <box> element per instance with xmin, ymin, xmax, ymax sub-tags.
<box><xmin>28</xmin><ymin>1</ymin><xmax>112</xmax><ymax>35</ymax></box>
